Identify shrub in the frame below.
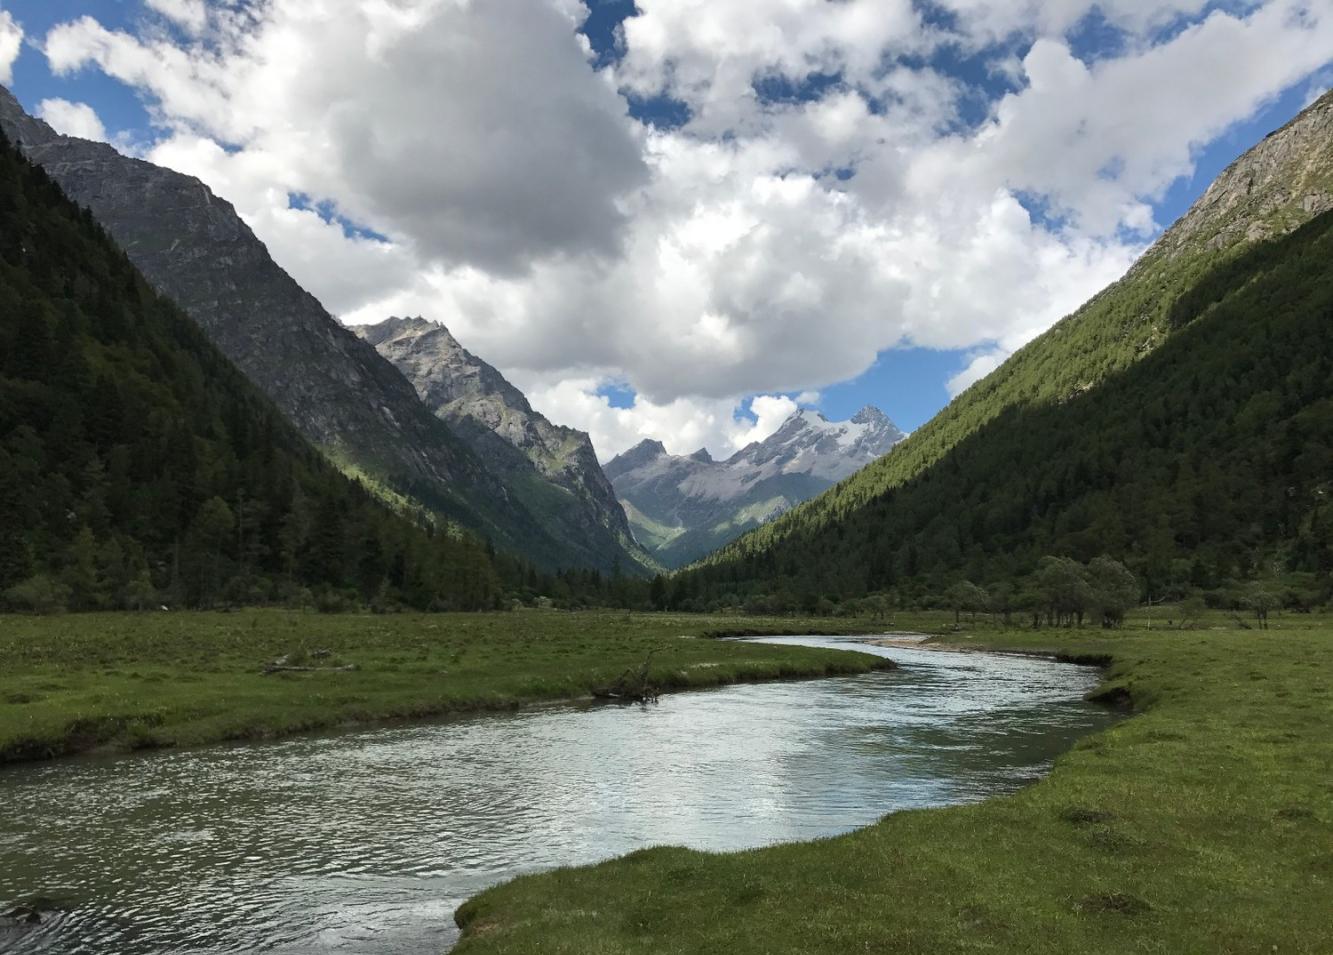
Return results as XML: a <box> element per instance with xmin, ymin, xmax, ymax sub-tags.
<box><xmin>3</xmin><ymin>575</ymin><xmax>72</xmax><ymax>614</ymax></box>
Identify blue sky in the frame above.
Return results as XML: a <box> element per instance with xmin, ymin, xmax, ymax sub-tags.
<box><xmin>1</xmin><ymin>0</ymin><xmax>1329</xmax><ymax>450</ymax></box>
<box><xmin>5</xmin><ymin>1</ymin><xmax>149</xmax><ymax>130</ymax></box>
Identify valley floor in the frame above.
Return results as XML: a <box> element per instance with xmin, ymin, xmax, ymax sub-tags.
<box><xmin>0</xmin><ymin>610</ymin><xmax>888</xmax><ymax>764</ymax></box>
<box><xmin>453</xmin><ymin>620</ymin><xmax>1333</xmax><ymax>955</ymax></box>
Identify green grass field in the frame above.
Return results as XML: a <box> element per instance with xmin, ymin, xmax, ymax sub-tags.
<box><xmin>0</xmin><ymin>610</ymin><xmax>888</xmax><ymax>764</ymax></box>
<box><xmin>454</xmin><ymin>619</ymin><xmax>1333</xmax><ymax>955</ymax></box>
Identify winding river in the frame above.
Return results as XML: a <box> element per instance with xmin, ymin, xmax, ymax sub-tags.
<box><xmin>0</xmin><ymin>637</ymin><xmax>1117</xmax><ymax>954</ymax></box>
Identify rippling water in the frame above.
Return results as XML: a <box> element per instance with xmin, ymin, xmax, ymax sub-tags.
<box><xmin>0</xmin><ymin>638</ymin><xmax>1116</xmax><ymax>954</ymax></box>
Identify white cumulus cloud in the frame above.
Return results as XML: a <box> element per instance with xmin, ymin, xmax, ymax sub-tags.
<box><xmin>509</xmin><ymin>373</ymin><xmax>810</xmax><ymax>461</ymax></box>
<box><xmin>45</xmin><ymin>0</ymin><xmax>648</xmax><ymax>275</ymax></box>
<box><xmin>33</xmin><ymin>0</ymin><xmax>1333</xmax><ymax>457</ymax></box>
<box><xmin>925</xmin><ymin>6</ymin><xmax>1333</xmax><ymax>236</ymax></box>
<box><xmin>0</xmin><ymin>10</ymin><xmax>22</xmax><ymax>85</ymax></box>
<box><xmin>37</xmin><ymin>98</ymin><xmax>108</xmax><ymax>142</ymax></box>
<box><xmin>947</xmin><ymin>350</ymin><xmax>1008</xmax><ymax>398</ymax></box>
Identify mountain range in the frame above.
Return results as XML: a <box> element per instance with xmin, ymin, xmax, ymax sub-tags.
<box><xmin>0</xmin><ymin>85</ymin><xmax>646</xmax><ymax>574</ymax></box>
<box><xmin>1</xmin><ymin>84</ymin><xmax>885</xmax><ymax>579</ymax></box>
<box><xmin>0</xmin><ymin>83</ymin><xmax>898</xmax><ymax>579</ymax></box>
<box><xmin>5</xmin><ymin>77</ymin><xmax>1328</xmax><ymax>604</ymax></box>
<box><xmin>606</xmin><ymin>407</ymin><xmax>904</xmax><ymax>568</ymax></box>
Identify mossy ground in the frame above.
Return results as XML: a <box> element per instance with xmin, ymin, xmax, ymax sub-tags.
<box><xmin>0</xmin><ymin>610</ymin><xmax>886</xmax><ymax>764</ymax></box>
<box><xmin>454</xmin><ymin>615</ymin><xmax>1333</xmax><ymax>955</ymax></box>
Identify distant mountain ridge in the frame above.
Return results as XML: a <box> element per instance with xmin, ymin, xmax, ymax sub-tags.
<box><xmin>607</xmin><ymin>407</ymin><xmax>904</xmax><ymax>568</ymax></box>
<box><xmin>358</xmin><ymin>316</ymin><xmax>656</xmax><ymax>574</ymax></box>
<box><xmin>0</xmin><ymin>84</ymin><xmax>617</xmax><ymax>571</ymax></box>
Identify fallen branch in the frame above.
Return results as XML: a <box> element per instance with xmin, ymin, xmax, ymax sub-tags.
<box><xmin>592</xmin><ymin>649</ymin><xmax>661</xmax><ymax>704</ymax></box>
<box><xmin>262</xmin><ymin>664</ymin><xmax>357</xmax><ymax>674</ymax></box>
<box><xmin>591</xmin><ymin>686</ymin><xmax>659</xmax><ymax>703</ymax></box>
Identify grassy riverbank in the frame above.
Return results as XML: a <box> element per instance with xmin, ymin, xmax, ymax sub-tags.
<box><xmin>454</xmin><ymin>622</ymin><xmax>1333</xmax><ymax>955</ymax></box>
<box><xmin>0</xmin><ymin>610</ymin><xmax>889</xmax><ymax>764</ymax></box>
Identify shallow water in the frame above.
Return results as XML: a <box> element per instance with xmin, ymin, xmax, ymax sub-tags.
<box><xmin>0</xmin><ymin>637</ymin><xmax>1116</xmax><ymax>954</ymax></box>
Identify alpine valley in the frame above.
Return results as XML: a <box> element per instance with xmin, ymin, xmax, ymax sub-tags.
<box><xmin>0</xmin><ymin>83</ymin><xmax>900</xmax><ymax>582</ymax></box>
<box><xmin>1</xmin><ymin>10</ymin><xmax>1332</xmax><ymax>955</ymax></box>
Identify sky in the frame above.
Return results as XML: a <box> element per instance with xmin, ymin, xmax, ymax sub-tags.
<box><xmin>0</xmin><ymin>0</ymin><xmax>1330</xmax><ymax>461</ymax></box>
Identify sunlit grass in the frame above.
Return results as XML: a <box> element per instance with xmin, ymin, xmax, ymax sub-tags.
<box><xmin>0</xmin><ymin>610</ymin><xmax>887</xmax><ymax>763</ymax></box>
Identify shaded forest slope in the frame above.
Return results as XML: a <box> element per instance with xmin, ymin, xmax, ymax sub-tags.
<box><xmin>0</xmin><ymin>131</ymin><xmax>501</xmax><ymax>611</ymax></box>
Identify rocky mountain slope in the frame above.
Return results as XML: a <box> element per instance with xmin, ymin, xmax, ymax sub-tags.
<box><xmin>1158</xmin><ymin>95</ymin><xmax>1333</xmax><ymax>259</ymax></box>
<box><xmin>684</xmin><ymin>90</ymin><xmax>1333</xmax><ymax>598</ymax></box>
<box><xmin>0</xmin><ymin>85</ymin><xmax>595</xmax><ymax>570</ymax></box>
<box><xmin>359</xmin><ymin>317</ymin><xmax>656</xmax><ymax>574</ymax></box>
<box><xmin>606</xmin><ymin>407</ymin><xmax>904</xmax><ymax>568</ymax></box>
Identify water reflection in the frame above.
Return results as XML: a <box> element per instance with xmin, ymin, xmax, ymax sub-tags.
<box><xmin>0</xmin><ymin>638</ymin><xmax>1115</xmax><ymax>954</ymax></box>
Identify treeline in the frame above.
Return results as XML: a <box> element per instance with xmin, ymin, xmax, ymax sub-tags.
<box><xmin>0</xmin><ymin>130</ymin><xmax>506</xmax><ymax>613</ymax></box>
<box><xmin>674</xmin><ymin>211</ymin><xmax>1333</xmax><ymax>611</ymax></box>
<box><xmin>640</xmin><ymin>555</ymin><xmax>1321</xmax><ymax>628</ymax></box>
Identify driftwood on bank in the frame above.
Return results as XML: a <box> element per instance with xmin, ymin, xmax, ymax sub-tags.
<box><xmin>592</xmin><ymin>650</ymin><xmax>661</xmax><ymax>704</ymax></box>
<box><xmin>262</xmin><ymin>664</ymin><xmax>358</xmax><ymax>674</ymax></box>
<box><xmin>261</xmin><ymin>650</ymin><xmax>356</xmax><ymax>674</ymax></box>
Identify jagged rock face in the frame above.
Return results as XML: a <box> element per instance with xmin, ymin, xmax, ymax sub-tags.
<box><xmin>1157</xmin><ymin>90</ymin><xmax>1333</xmax><ymax>260</ymax></box>
<box><xmin>359</xmin><ymin>317</ymin><xmax>656</xmax><ymax>574</ymax></box>
<box><xmin>606</xmin><ymin>407</ymin><xmax>904</xmax><ymax>568</ymax></box>
<box><xmin>360</xmin><ymin>317</ymin><xmax>567</xmax><ymax>476</ymax></box>
<box><xmin>0</xmin><ymin>86</ymin><xmax>579</xmax><ymax>567</ymax></box>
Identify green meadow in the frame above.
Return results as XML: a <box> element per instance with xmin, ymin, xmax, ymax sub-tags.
<box><xmin>0</xmin><ymin>610</ymin><xmax>887</xmax><ymax>764</ymax></box>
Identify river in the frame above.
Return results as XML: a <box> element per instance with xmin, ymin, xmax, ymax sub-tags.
<box><xmin>0</xmin><ymin>637</ymin><xmax>1117</xmax><ymax>954</ymax></box>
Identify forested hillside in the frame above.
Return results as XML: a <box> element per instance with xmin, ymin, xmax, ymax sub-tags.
<box><xmin>678</xmin><ymin>208</ymin><xmax>1333</xmax><ymax>609</ymax></box>
<box><xmin>0</xmin><ymin>131</ymin><xmax>502</xmax><ymax>612</ymax></box>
